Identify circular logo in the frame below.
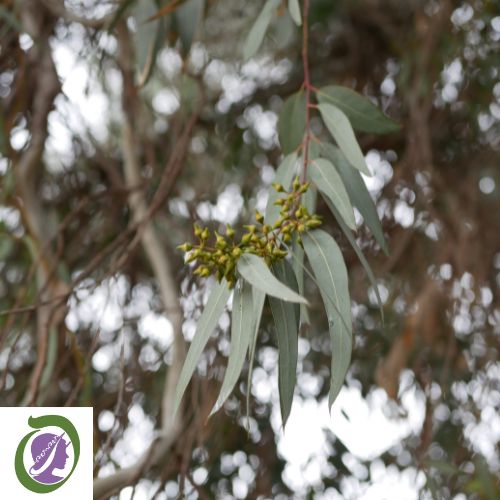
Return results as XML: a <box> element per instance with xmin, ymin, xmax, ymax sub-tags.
<box><xmin>15</xmin><ymin>415</ymin><xmax>80</xmax><ymax>493</ymax></box>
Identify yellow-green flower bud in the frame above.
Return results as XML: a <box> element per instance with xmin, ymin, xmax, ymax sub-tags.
<box><xmin>177</xmin><ymin>242</ymin><xmax>193</xmax><ymax>252</ymax></box>
<box><xmin>241</xmin><ymin>233</ymin><xmax>252</xmax><ymax>245</ymax></box>
<box><xmin>262</xmin><ymin>224</ymin><xmax>271</xmax><ymax>234</ymax></box>
<box><xmin>274</xmin><ymin>198</ymin><xmax>285</xmax><ymax>206</ymax></box>
<box><xmin>306</xmin><ymin>219</ymin><xmax>322</xmax><ymax>228</ymax></box>
<box><xmin>232</xmin><ymin>247</ymin><xmax>242</xmax><ymax>257</ymax></box>
<box><xmin>283</xmin><ymin>233</ymin><xmax>292</xmax><ymax>243</ymax></box>
<box><xmin>297</xmin><ymin>223</ymin><xmax>306</xmax><ymax>233</ymax></box>
<box><xmin>244</xmin><ymin>225</ymin><xmax>256</xmax><ymax>233</ymax></box>
<box><xmin>201</xmin><ymin>228</ymin><xmax>209</xmax><ymax>241</ymax></box>
<box><xmin>293</xmin><ymin>176</ymin><xmax>300</xmax><ymax>191</ymax></box>
<box><xmin>255</xmin><ymin>210</ymin><xmax>264</xmax><ymax>223</ymax></box>
<box><xmin>226</xmin><ymin>224</ymin><xmax>235</xmax><ymax>238</ymax></box>
<box><xmin>272</xmin><ymin>183</ymin><xmax>284</xmax><ymax>193</ymax></box>
<box><xmin>194</xmin><ymin>224</ymin><xmax>202</xmax><ymax>237</ymax></box>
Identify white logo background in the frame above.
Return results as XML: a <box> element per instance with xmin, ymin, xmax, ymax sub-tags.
<box><xmin>0</xmin><ymin>407</ymin><xmax>93</xmax><ymax>498</ymax></box>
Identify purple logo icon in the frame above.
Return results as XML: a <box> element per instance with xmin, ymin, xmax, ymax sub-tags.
<box><xmin>28</xmin><ymin>432</ymin><xmax>70</xmax><ymax>484</ymax></box>
<box><xmin>15</xmin><ymin>414</ymin><xmax>80</xmax><ymax>493</ymax></box>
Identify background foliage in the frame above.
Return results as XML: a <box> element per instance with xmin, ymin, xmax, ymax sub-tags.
<box><xmin>0</xmin><ymin>0</ymin><xmax>499</xmax><ymax>498</ymax></box>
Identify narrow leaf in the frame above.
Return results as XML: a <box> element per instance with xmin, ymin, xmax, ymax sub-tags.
<box><xmin>321</xmin><ymin>143</ymin><xmax>388</xmax><ymax>254</ymax></box>
<box><xmin>210</xmin><ymin>280</ymin><xmax>254</xmax><ymax>415</ymax></box>
<box><xmin>174</xmin><ymin>0</ymin><xmax>205</xmax><ymax>55</ymax></box>
<box><xmin>309</xmin><ymin>158</ymin><xmax>356</xmax><ymax>230</ymax></box>
<box><xmin>278</xmin><ymin>91</ymin><xmax>307</xmax><ymax>154</ymax></box>
<box><xmin>288</xmin><ymin>0</ymin><xmax>302</xmax><ymax>26</ymax></box>
<box><xmin>173</xmin><ymin>279</ymin><xmax>231</xmax><ymax>415</ymax></box>
<box><xmin>269</xmin><ymin>261</ymin><xmax>299</xmax><ymax>426</ymax></box>
<box><xmin>318</xmin><ymin>103</ymin><xmax>371</xmax><ymax>176</ymax></box>
<box><xmin>237</xmin><ymin>254</ymin><xmax>308</xmax><ymax>305</ymax></box>
<box><xmin>324</xmin><ymin>197</ymin><xmax>384</xmax><ymax>322</ymax></box>
<box><xmin>243</xmin><ymin>0</ymin><xmax>280</xmax><ymax>60</ymax></box>
<box><xmin>317</xmin><ymin>85</ymin><xmax>400</xmax><ymax>134</ymax></box>
<box><xmin>246</xmin><ymin>287</ymin><xmax>266</xmax><ymax>422</ymax></box>
<box><xmin>302</xmin><ymin>230</ymin><xmax>352</xmax><ymax>409</ymax></box>
<box><xmin>265</xmin><ymin>153</ymin><xmax>298</xmax><ymax>225</ymax></box>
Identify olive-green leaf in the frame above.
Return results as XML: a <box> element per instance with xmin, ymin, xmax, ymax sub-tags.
<box><xmin>279</xmin><ymin>91</ymin><xmax>307</xmax><ymax>154</ymax></box>
<box><xmin>174</xmin><ymin>0</ymin><xmax>205</xmax><ymax>55</ymax></box>
<box><xmin>302</xmin><ymin>230</ymin><xmax>352</xmax><ymax>409</ymax></box>
<box><xmin>243</xmin><ymin>0</ymin><xmax>280</xmax><ymax>60</ymax></box>
<box><xmin>237</xmin><ymin>254</ymin><xmax>308</xmax><ymax>305</ymax></box>
<box><xmin>246</xmin><ymin>287</ymin><xmax>266</xmax><ymax>422</ymax></box>
<box><xmin>173</xmin><ymin>279</ymin><xmax>231</xmax><ymax>415</ymax></box>
<box><xmin>269</xmin><ymin>260</ymin><xmax>299</xmax><ymax>427</ymax></box>
<box><xmin>321</xmin><ymin>143</ymin><xmax>388</xmax><ymax>254</ymax></box>
<box><xmin>210</xmin><ymin>279</ymin><xmax>254</xmax><ymax>415</ymax></box>
<box><xmin>317</xmin><ymin>85</ymin><xmax>400</xmax><ymax>134</ymax></box>
<box><xmin>265</xmin><ymin>153</ymin><xmax>298</xmax><ymax>225</ymax></box>
<box><xmin>132</xmin><ymin>0</ymin><xmax>167</xmax><ymax>87</ymax></box>
<box><xmin>309</xmin><ymin>158</ymin><xmax>356</xmax><ymax>230</ymax></box>
<box><xmin>318</xmin><ymin>103</ymin><xmax>371</xmax><ymax>176</ymax></box>
<box><xmin>288</xmin><ymin>0</ymin><xmax>302</xmax><ymax>26</ymax></box>
<box><xmin>324</xmin><ymin>197</ymin><xmax>384</xmax><ymax>322</ymax></box>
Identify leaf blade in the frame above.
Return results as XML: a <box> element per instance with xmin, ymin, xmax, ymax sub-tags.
<box><xmin>269</xmin><ymin>261</ymin><xmax>299</xmax><ymax>427</ymax></box>
<box><xmin>288</xmin><ymin>0</ymin><xmax>302</xmax><ymax>26</ymax></box>
<box><xmin>173</xmin><ymin>279</ymin><xmax>231</xmax><ymax>415</ymax></box>
<box><xmin>321</xmin><ymin>143</ymin><xmax>388</xmax><ymax>254</ymax></box>
<box><xmin>302</xmin><ymin>230</ymin><xmax>352</xmax><ymax>409</ymax></box>
<box><xmin>237</xmin><ymin>254</ymin><xmax>308</xmax><ymax>305</ymax></box>
<box><xmin>317</xmin><ymin>85</ymin><xmax>400</xmax><ymax>134</ymax></box>
<box><xmin>278</xmin><ymin>90</ymin><xmax>307</xmax><ymax>154</ymax></box>
<box><xmin>309</xmin><ymin>158</ymin><xmax>356</xmax><ymax>230</ymax></box>
<box><xmin>243</xmin><ymin>0</ymin><xmax>280</xmax><ymax>61</ymax></box>
<box><xmin>210</xmin><ymin>280</ymin><xmax>254</xmax><ymax>415</ymax></box>
<box><xmin>324</xmin><ymin>197</ymin><xmax>384</xmax><ymax>322</ymax></box>
<box><xmin>318</xmin><ymin>103</ymin><xmax>370</xmax><ymax>176</ymax></box>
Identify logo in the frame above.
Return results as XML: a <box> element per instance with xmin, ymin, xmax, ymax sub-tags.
<box><xmin>14</xmin><ymin>414</ymin><xmax>80</xmax><ymax>494</ymax></box>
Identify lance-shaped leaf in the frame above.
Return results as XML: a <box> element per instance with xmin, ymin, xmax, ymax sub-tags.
<box><xmin>318</xmin><ymin>103</ymin><xmax>371</xmax><ymax>176</ymax></box>
<box><xmin>302</xmin><ymin>230</ymin><xmax>352</xmax><ymax>409</ymax></box>
<box><xmin>324</xmin><ymin>197</ymin><xmax>384</xmax><ymax>322</ymax></box>
<box><xmin>243</xmin><ymin>0</ymin><xmax>280</xmax><ymax>60</ymax></box>
<box><xmin>309</xmin><ymin>158</ymin><xmax>356</xmax><ymax>230</ymax></box>
<box><xmin>288</xmin><ymin>0</ymin><xmax>302</xmax><ymax>26</ymax></box>
<box><xmin>279</xmin><ymin>90</ymin><xmax>307</xmax><ymax>154</ymax></box>
<box><xmin>210</xmin><ymin>280</ymin><xmax>254</xmax><ymax>415</ymax></box>
<box><xmin>237</xmin><ymin>254</ymin><xmax>308</xmax><ymax>305</ymax></box>
<box><xmin>246</xmin><ymin>287</ymin><xmax>266</xmax><ymax>421</ymax></box>
<box><xmin>292</xmin><ymin>184</ymin><xmax>317</xmax><ymax>325</ymax></box>
<box><xmin>317</xmin><ymin>85</ymin><xmax>400</xmax><ymax>134</ymax></box>
<box><xmin>173</xmin><ymin>279</ymin><xmax>231</xmax><ymax>415</ymax></box>
<box><xmin>174</xmin><ymin>0</ymin><xmax>205</xmax><ymax>55</ymax></box>
<box><xmin>269</xmin><ymin>260</ymin><xmax>299</xmax><ymax>426</ymax></box>
<box><xmin>265</xmin><ymin>153</ymin><xmax>298</xmax><ymax>225</ymax></box>
<box><xmin>321</xmin><ymin>143</ymin><xmax>388</xmax><ymax>254</ymax></box>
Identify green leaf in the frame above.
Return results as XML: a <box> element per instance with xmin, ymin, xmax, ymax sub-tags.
<box><xmin>237</xmin><ymin>254</ymin><xmax>308</xmax><ymax>305</ymax></box>
<box><xmin>288</xmin><ymin>0</ymin><xmax>302</xmax><ymax>26</ymax></box>
<box><xmin>173</xmin><ymin>279</ymin><xmax>231</xmax><ymax>415</ymax></box>
<box><xmin>321</xmin><ymin>143</ymin><xmax>388</xmax><ymax>254</ymax></box>
<box><xmin>309</xmin><ymin>158</ymin><xmax>356</xmax><ymax>230</ymax></box>
<box><xmin>317</xmin><ymin>85</ymin><xmax>400</xmax><ymax>134</ymax></box>
<box><xmin>133</xmin><ymin>0</ymin><xmax>166</xmax><ymax>87</ymax></box>
<box><xmin>174</xmin><ymin>0</ymin><xmax>205</xmax><ymax>55</ymax></box>
<box><xmin>243</xmin><ymin>0</ymin><xmax>280</xmax><ymax>60</ymax></box>
<box><xmin>323</xmin><ymin>197</ymin><xmax>384</xmax><ymax>322</ymax></box>
<box><xmin>269</xmin><ymin>260</ymin><xmax>299</xmax><ymax>427</ymax></box>
<box><xmin>302</xmin><ymin>230</ymin><xmax>352</xmax><ymax>409</ymax></box>
<box><xmin>318</xmin><ymin>103</ymin><xmax>371</xmax><ymax>176</ymax></box>
<box><xmin>265</xmin><ymin>153</ymin><xmax>298</xmax><ymax>225</ymax></box>
<box><xmin>246</xmin><ymin>287</ymin><xmax>266</xmax><ymax>422</ymax></box>
<box><xmin>279</xmin><ymin>91</ymin><xmax>307</xmax><ymax>154</ymax></box>
<box><xmin>293</xmin><ymin>184</ymin><xmax>317</xmax><ymax>326</ymax></box>
<box><xmin>210</xmin><ymin>280</ymin><xmax>254</xmax><ymax>415</ymax></box>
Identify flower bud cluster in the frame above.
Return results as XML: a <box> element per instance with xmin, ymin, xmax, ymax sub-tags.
<box><xmin>178</xmin><ymin>178</ymin><xmax>322</xmax><ymax>288</ymax></box>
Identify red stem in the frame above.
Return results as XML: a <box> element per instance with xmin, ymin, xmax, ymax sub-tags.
<box><xmin>301</xmin><ymin>0</ymin><xmax>311</xmax><ymax>182</ymax></box>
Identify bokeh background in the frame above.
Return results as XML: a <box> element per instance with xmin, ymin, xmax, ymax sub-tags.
<box><xmin>0</xmin><ymin>0</ymin><xmax>499</xmax><ymax>498</ymax></box>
